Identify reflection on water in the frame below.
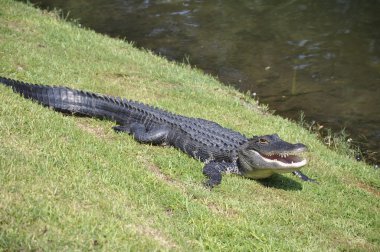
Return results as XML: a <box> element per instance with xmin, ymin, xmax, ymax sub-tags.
<box><xmin>22</xmin><ymin>0</ymin><xmax>380</xmax><ymax>164</ymax></box>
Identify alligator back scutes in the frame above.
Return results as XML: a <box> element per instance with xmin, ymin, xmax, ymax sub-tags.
<box><xmin>0</xmin><ymin>76</ymin><xmax>247</xmax><ymax>149</ymax></box>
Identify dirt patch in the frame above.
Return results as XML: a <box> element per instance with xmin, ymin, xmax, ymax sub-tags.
<box><xmin>343</xmin><ymin>176</ymin><xmax>380</xmax><ymax>197</ymax></box>
<box><xmin>342</xmin><ymin>175</ymin><xmax>380</xmax><ymax>198</ymax></box>
<box><xmin>204</xmin><ymin>202</ymin><xmax>240</xmax><ymax>218</ymax></box>
<box><xmin>5</xmin><ymin>20</ymin><xmax>30</xmax><ymax>34</ymax></box>
<box><xmin>136</xmin><ymin>156</ymin><xmax>186</xmax><ymax>192</ymax></box>
<box><xmin>355</xmin><ymin>181</ymin><xmax>380</xmax><ymax>197</ymax></box>
<box><xmin>129</xmin><ymin>223</ymin><xmax>178</xmax><ymax>250</ymax></box>
<box><xmin>75</xmin><ymin>119</ymin><xmax>112</xmax><ymax>139</ymax></box>
<box><xmin>330</xmin><ymin>232</ymin><xmax>376</xmax><ymax>252</ymax></box>
<box><xmin>141</xmin><ymin>158</ymin><xmax>175</xmax><ymax>183</ymax></box>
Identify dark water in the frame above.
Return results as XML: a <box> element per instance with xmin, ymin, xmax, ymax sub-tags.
<box><xmin>22</xmin><ymin>0</ymin><xmax>380</xmax><ymax>164</ymax></box>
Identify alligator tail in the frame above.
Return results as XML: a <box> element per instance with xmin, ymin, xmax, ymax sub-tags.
<box><xmin>0</xmin><ymin>76</ymin><xmax>132</xmax><ymax>124</ymax></box>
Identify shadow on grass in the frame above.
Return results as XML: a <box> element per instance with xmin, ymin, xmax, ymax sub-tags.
<box><xmin>256</xmin><ymin>174</ymin><xmax>303</xmax><ymax>191</ymax></box>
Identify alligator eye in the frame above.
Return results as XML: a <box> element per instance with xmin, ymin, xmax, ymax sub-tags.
<box><xmin>257</xmin><ymin>138</ymin><xmax>269</xmax><ymax>144</ymax></box>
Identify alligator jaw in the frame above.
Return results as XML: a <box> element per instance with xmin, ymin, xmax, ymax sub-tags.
<box><xmin>238</xmin><ymin>149</ymin><xmax>308</xmax><ymax>179</ymax></box>
<box><xmin>252</xmin><ymin>150</ymin><xmax>307</xmax><ymax>168</ymax></box>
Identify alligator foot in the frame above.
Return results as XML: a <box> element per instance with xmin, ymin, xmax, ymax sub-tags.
<box><xmin>203</xmin><ymin>162</ymin><xmax>223</xmax><ymax>188</ymax></box>
<box><xmin>203</xmin><ymin>162</ymin><xmax>239</xmax><ymax>188</ymax></box>
<box><xmin>292</xmin><ymin>170</ymin><xmax>318</xmax><ymax>183</ymax></box>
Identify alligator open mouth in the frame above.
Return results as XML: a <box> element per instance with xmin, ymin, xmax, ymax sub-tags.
<box><xmin>259</xmin><ymin>152</ymin><xmax>307</xmax><ymax>168</ymax></box>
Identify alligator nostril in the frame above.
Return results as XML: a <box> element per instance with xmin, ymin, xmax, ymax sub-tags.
<box><xmin>295</xmin><ymin>143</ymin><xmax>308</xmax><ymax>151</ymax></box>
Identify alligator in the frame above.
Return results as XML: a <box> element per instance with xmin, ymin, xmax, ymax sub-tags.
<box><xmin>0</xmin><ymin>76</ymin><xmax>315</xmax><ymax>187</ymax></box>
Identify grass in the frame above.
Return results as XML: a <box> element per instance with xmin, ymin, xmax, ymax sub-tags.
<box><xmin>0</xmin><ymin>0</ymin><xmax>379</xmax><ymax>251</ymax></box>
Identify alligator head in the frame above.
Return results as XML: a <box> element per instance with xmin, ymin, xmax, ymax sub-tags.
<box><xmin>237</xmin><ymin>134</ymin><xmax>308</xmax><ymax>179</ymax></box>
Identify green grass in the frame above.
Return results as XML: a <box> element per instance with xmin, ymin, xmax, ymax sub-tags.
<box><xmin>0</xmin><ymin>0</ymin><xmax>379</xmax><ymax>251</ymax></box>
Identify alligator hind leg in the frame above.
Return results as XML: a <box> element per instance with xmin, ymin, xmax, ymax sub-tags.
<box><xmin>203</xmin><ymin>162</ymin><xmax>240</xmax><ymax>188</ymax></box>
<box><xmin>113</xmin><ymin>123</ymin><xmax>170</xmax><ymax>145</ymax></box>
<box><xmin>292</xmin><ymin>170</ymin><xmax>318</xmax><ymax>183</ymax></box>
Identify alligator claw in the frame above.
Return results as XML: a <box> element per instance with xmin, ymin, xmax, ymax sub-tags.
<box><xmin>203</xmin><ymin>179</ymin><xmax>219</xmax><ymax>189</ymax></box>
<box><xmin>292</xmin><ymin>171</ymin><xmax>318</xmax><ymax>184</ymax></box>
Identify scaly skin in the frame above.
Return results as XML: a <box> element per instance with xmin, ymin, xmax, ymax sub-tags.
<box><xmin>0</xmin><ymin>76</ymin><xmax>315</xmax><ymax>187</ymax></box>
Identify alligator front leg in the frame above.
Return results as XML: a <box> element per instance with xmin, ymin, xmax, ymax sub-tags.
<box><xmin>113</xmin><ymin>123</ymin><xmax>170</xmax><ymax>145</ymax></box>
<box><xmin>203</xmin><ymin>162</ymin><xmax>240</xmax><ymax>188</ymax></box>
<box><xmin>292</xmin><ymin>170</ymin><xmax>318</xmax><ymax>183</ymax></box>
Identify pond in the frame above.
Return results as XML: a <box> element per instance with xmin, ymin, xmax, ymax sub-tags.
<box><xmin>22</xmin><ymin>0</ymin><xmax>380</xmax><ymax>165</ymax></box>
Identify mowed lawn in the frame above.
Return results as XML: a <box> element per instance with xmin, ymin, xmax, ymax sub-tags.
<box><xmin>0</xmin><ymin>0</ymin><xmax>379</xmax><ymax>251</ymax></box>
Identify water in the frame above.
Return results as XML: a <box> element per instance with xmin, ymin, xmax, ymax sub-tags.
<box><xmin>22</xmin><ymin>0</ymin><xmax>380</xmax><ymax>164</ymax></box>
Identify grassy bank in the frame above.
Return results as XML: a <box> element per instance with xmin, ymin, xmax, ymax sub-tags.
<box><xmin>0</xmin><ymin>0</ymin><xmax>379</xmax><ymax>250</ymax></box>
